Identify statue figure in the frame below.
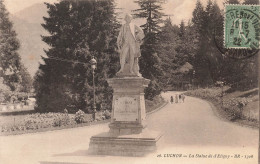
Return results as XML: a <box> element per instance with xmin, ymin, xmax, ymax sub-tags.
<box><xmin>116</xmin><ymin>13</ymin><xmax>144</xmax><ymax>77</ymax></box>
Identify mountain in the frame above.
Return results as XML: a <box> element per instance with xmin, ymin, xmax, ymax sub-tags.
<box><xmin>14</xmin><ymin>3</ymin><xmax>48</xmax><ymax>24</ymax></box>
<box><xmin>10</xmin><ymin>3</ymin><xmax>49</xmax><ymax>76</ymax></box>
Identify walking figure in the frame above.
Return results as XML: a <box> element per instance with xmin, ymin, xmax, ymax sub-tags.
<box><xmin>170</xmin><ymin>96</ymin><xmax>174</xmax><ymax>104</ymax></box>
<box><xmin>181</xmin><ymin>94</ymin><xmax>185</xmax><ymax>103</ymax></box>
<box><xmin>175</xmin><ymin>94</ymin><xmax>178</xmax><ymax>103</ymax></box>
<box><xmin>179</xmin><ymin>94</ymin><xmax>182</xmax><ymax>103</ymax></box>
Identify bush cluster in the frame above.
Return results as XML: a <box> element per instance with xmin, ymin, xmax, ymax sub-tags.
<box><xmin>1</xmin><ymin>109</ymin><xmax>111</xmax><ymax>133</ymax></box>
<box><xmin>75</xmin><ymin>110</ymin><xmax>85</xmax><ymax>124</ymax></box>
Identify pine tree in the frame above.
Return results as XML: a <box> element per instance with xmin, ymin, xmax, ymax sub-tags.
<box><xmin>158</xmin><ymin>17</ymin><xmax>178</xmax><ymax>87</ymax></box>
<box><xmin>179</xmin><ymin>20</ymin><xmax>185</xmax><ymax>38</ymax></box>
<box><xmin>133</xmin><ymin>0</ymin><xmax>164</xmax><ymax>99</ymax></box>
<box><xmin>35</xmin><ymin>0</ymin><xmax>119</xmax><ymax>113</ymax></box>
<box><xmin>19</xmin><ymin>64</ymin><xmax>33</xmax><ymax>92</ymax></box>
<box><xmin>133</xmin><ymin>0</ymin><xmax>164</xmax><ymax>43</ymax></box>
<box><xmin>0</xmin><ymin>0</ymin><xmax>23</xmax><ymax>91</ymax></box>
<box><xmin>191</xmin><ymin>0</ymin><xmax>211</xmax><ymax>86</ymax></box>
<box><xmin>192</xmin><ymin>0</ymin><xmax>205</xmax><ymax>36</ymax></box>
<box><xmin>204</xmin><ymin>0</ymin><xmax>223</xmax><ymax>82</ymax></box>
<box><xmin>175</xmin><ymin>20</ymin><xmax>190</xmax><ymax>66</ymax></box>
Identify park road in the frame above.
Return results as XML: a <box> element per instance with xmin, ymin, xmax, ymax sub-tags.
<box><xmin>0</xmin><ymin>91</ymin><xmax>258</xmax><ymax>164</ymax></box>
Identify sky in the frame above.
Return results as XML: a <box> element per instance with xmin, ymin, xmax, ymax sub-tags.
<box><xmin>5</xmin><ymin>0</ymin><xmax>225</xmax><ymax>25</ymax></box>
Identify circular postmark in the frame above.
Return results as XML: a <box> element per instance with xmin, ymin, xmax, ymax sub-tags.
<box><xmin>214</xmin><ymin>4</ymin><xmax>259</xmax><ymax>59</ymax></box>
<box><xmin>225</xmin><ymin>5</ymin><xmax>259</xmax><ymax>49</ymax></box>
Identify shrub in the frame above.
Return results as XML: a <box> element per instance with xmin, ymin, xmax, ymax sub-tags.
<box><xmin>53</xmin><ymin>113</ymin><xmax>71</xmax><ymax>127</ymax></box>
<box><xmin>102</xmin><ymin>110</ymin><xmax>111</xmax><ymax>119</ymax></box>
<box><xmin>75</xmin><ymin>110</ymin><xmax>85</xmax><ymax>124</ymax></box>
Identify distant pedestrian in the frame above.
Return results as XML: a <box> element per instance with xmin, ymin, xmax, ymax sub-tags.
<box><xmin>170</xmin><ymin>96</ymin><xmax>174</xmax><ymax>104</ymax></box>
<box><xmin>179</xmin><ymin>94</ymin><xmax>182</xmax><ymax>103</ymax></box>
<box><xmin>181</xmin><ymin>94</ymin><xmax>185</xmax><ymax>103</ymax></box>
<box><xmin>175</xmin><ymin>94</ymin><xmax>178</xmax><ymax>103</ymax></box>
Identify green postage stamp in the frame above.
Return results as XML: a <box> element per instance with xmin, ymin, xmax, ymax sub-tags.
<box><xmin>224</xmin><ymin>4</ymin><xmax>260</xmax><ymax>49</ymax></box>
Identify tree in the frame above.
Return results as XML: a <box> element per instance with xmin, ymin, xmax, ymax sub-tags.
<box><xmin>179</xmin><ymin>20</ymin><xmax>185</xmax><ymax>38</ymax></box>
<box><xmin>192</xmin><ymin>0</ymin><xmax>205</xmax><ymax>36</ymax></box>
<box><xmin>175</xmin><ymin>20</ymin><xmax>193</xmax><ymax>67</ymax></box>
<box><xmin>191</xmin><ymin>0</ymin><xmax>212</xmax><ymax>86</ymax></box>
<box><xmin>19</xmin><ymin>64</ymin><xmax>33</xmax><ymax>92</ymax></box>
<box><xmin>133</xmin><ymin>0</ymin><xmax>164</xmax><ymax>99</ymax></box>
<box><xmin>35</xmin><ymin>0</ymin><xmax>119</xmax><ymax>113</ymax></box>
<box><xmin>190</xmin><ymin>0</ymin><xmax>224</xmax><ymax>86</ymax></box>
<box><xmin>159</xmin><ymin>17</ymin><xmax>178</xmax><ymax>77</ymax></box>
<box><xmin>204</xmin><ymin>0</ymin><xmax>223</xmax><ymax>82</ymax></box>
<box><xmin>0</xmin><ymin>0</ymin><xmax>23</xmax><ymax>91</ymax></box>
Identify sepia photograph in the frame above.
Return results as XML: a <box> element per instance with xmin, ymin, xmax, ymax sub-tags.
<box><xmin>0</xmin><ymin>0</ymin><xmax>259</xmax><ymax>163</ymax></box>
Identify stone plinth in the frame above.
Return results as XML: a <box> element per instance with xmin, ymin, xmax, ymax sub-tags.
<box><xmin>89</xmin><ymin>129</ymin><xmax>162</xmax><ymax>157</ymax></box>
<box><xmin>89</xmin><ymin>77</ymin><xmax>162</xmax><ymax>156</ymax></box>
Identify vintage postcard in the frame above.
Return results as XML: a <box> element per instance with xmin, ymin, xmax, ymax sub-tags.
<box><xmin>0</xmin><ymin>0</ymin><xmax>259</xmax><ymax>164</ymax></box>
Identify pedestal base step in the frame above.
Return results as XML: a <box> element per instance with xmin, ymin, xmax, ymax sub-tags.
<box><xmin>89</xmin><ymin>129</ymin><xmax>162</xmax><ymax>157</ymax></box>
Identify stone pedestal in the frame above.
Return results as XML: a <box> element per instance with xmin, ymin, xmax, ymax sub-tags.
<box><xmin>108</xmin><ymin>77</ymin><xmax>149</xmax><ymax>135</ymax></box>
<box><xmin>89</xmin><ymin>77</ymin><xmax>162</xmax><ymax>156</ymax></box>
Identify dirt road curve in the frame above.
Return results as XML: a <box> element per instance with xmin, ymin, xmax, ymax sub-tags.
<box><xmin>0</xmin><ymin>92</ymin><xmax>258</xmax><ymax>164</ymax></box>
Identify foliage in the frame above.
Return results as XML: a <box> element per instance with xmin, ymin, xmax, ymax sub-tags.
<box><xmin>1</xmin><ymin>112</ymin><xmax>75</xmax><ymax>133</ymax></box>
<box><xmin>101</xmin><ymin>110</ymin><xmax>111</xmax><ymax>119</ymax></box>
<box><xmin>35</xmin><ymin>0</ymin><xmax>119</xmax><ymax>113</ymax></box>
<box><xmin>53</xmin><ymin>112</ymin><xmax>70</xmax><ymax>127</ymax></box>
<box><xmin>158</xmin><ymin>18</ymin><xmax>178</xmax><ymax>86</ymax></box>
<box><xmin>133</xmin><ymin>0</ymin><xmax>164</xmax><ymax>99</ymax></box>
<box><xmin>145</xmin><ymin>95</ymin><xmax>165</xmax><ymax>113</ymax></box>
<box><xmin>74</xmin><ymin>109</ymin><xmax>85</xmax><ymax>124</ymax></box>
<box><xmin>0</xmin><ymin>1</ymin><xmax>32</xmax><ymax>92</ymax></box>
<box><xmin>18</xmin><ymin>64</ymin><xmax>33</xmax><ymax>92</ymax></box>
<box><xmin>0</xmin><ymin>111</ymin><xmax>109</xmax><ymax>133</ymax></box>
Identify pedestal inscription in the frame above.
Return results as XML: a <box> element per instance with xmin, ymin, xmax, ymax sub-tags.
<box><xmin>114</xmin><ymin>97</ymin><xmax>138</xmax><ymax>121</ymax></box>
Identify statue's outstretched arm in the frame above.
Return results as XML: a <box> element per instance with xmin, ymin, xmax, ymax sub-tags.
<box><xmin>135</xmin><ymin>25</ymin><xmax>144</xmax><ymax>44</ymax></box>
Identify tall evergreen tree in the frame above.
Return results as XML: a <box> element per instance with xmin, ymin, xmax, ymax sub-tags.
<box><xmin>191</xmin><ymin>0</ymin><xmax>212</xmax><ymax>86</ymax></box>
<box><xmin>204</xmin><ymin>0</ymin><xmax>223</xmax><ymax>82</ymax></box>
<box><xmin>0</xmin><ymin>0</ymin><xmax>23</xmax><ymax>91</ymax></box>
<box><xmin>133</xmin><ymin>0</ymin><xmax>164</xmax><ymax>99</ymax></box>
<box><xmin>158</xmin><ymin>17</ymin><xmax>178</xmax><ymax>87</ymax></box>
<box><xmin>35</xmin><ymin>0</ymin><xmax>119</xmax><ymax>113</ymax></box>
<box><xmin>190</xmin><ymin>0</ymin><xmax>223</xmax><ymax>86</ymax></box>
<box><xmin>192</xmin><ymin>0</ymin><xmax>205</xmax><ymax>36</ymax></box>
<box><xmin>179</xmin><ymin>20</ymin><xmax>185</xmax><ymax>38</ymax></box>
<box><xmin>0</xmin><ymin>0</ymin><xmax>33</xmax><ymax>94</ymax></box>
<box><xmin>19</xmin><ymin>64</ymin><xmax>33</xmax><ymax>92</ymax></box>
<box><xmin>175</xmin><ymin>20</ymin><xmax>190</xmax><ymax>66</ymax></box>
